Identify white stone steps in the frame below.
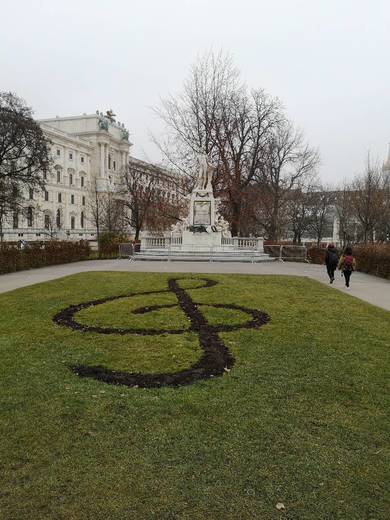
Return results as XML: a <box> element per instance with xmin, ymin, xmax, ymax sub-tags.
<box><xmin>134</xmin><ymin>250</ymin><xmax>274</xmax><ymax>263</ymax></box>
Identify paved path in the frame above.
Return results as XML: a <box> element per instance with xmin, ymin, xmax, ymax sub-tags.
<box><xmin>0</xmin><ymin>260</ymin><xmax>389</xmax><ymax>311</ymax></box>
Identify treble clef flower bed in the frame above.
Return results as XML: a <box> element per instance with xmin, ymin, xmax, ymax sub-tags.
<box><xmin>53</xmin><ymin>277</ymin><xmax>270</xmax><ymax>388</ymax></box>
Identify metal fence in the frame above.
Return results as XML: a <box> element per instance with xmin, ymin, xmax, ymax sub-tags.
<box><xmin>118</xmin><ymin>243</ymin><xmax>135</xmax><ymax>261</ymax></box>
<box><xmin>263</xmin><ymin>244</ymin><xmax>308</xmax><ymax>262</ymax></box>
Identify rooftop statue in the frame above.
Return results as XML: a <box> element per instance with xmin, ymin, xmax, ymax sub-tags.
<box><xmin>105</xmin><ymin>109</ymin><xmax>116</xmax><ymax>122</ymax></box>
<box><xmin>98</xmin><ymin>113</ymin><xmax>109</xmax><ymax>131</ymax></box>
<box><xmin>121</xmin><ymin>127</ymin><xmax>129</xmax><ymax>141</ymax></box>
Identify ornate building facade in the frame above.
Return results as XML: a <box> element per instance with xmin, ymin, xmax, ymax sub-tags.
<box><xmin>1</xmin><ymin>111</ymin><xmax>183</xmax><ymax>242</ymax></box>
<box><xmin>2</xmin><ymin>111</ymin><xmax>130</xmax><ymax>242</ymax></box>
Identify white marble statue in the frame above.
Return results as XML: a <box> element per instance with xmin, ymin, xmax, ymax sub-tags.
<box><xmin>195</xmin><ymin>153</ymin><xmax>214</xmax><ymax>191</ymax></box>
<box><xmin>171</xmin><ymin>215</ymin><xmax>189</xmax><ymax>234</ymax></box>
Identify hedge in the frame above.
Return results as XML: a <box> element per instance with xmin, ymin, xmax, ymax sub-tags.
<box><xmin>307</xmin><ymin>247</ymin><xmax>327</xmax><ymax>265</ymax></box>
<box><xmin>98</xmin><ymin>232</ymin><xmax>129</xmax><ymax>258</ymax></box>
<box><xmin>0</xmin><ymin>241</ymin><xmax>91</xmax><ymax>275</ymax></box>
<box><xmin>308</xmin><ymin>243</ymin><xmax>390</xmax><ymax>279</ymax></box>
<box><xmin>353</xmin><ymin>243</ymin><xmax>390</xmax><ymax>279</ymax></box>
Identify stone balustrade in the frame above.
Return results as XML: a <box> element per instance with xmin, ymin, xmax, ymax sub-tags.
<box><xmin>144</xmin><ymin>235</ymin><xmax>263</xmax><ymax>250</ymax></box>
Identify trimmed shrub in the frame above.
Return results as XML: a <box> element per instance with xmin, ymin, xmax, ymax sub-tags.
<box><xmin>307</xmin><ymin>247</ymin><xmax>327</xmax><ymax>264</ymax></box>
<box><xmin>353</xmin><ymin>243</ymin><xmax>390</xmax><ymax>279</ymax></box>
<box><xmin>0</xmin><ymin>240</ymin><xmax>90</xmax><ymax>275</ymax></box>
<box><xmin>98</xmin><ymin>232</ymin><xmax>129</xmax><ymax>258</ymax></box>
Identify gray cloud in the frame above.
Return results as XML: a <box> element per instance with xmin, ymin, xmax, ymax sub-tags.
<box><xmin>1</xmin><ymin>0</ymin><xmax>389</xmax><ymax>183</ymax></box>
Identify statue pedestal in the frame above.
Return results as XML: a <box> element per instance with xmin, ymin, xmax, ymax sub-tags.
<box><xmin>172</xmin><ymin>188</ymin><xmax>231</xmax><ymax>252</ymax></box>
<box><xmin>189</xmin><ymin>189</ymin><xmax>216</xmax><ymax>228</ymax></box>
<box><xmin>181</xmin><ymin>229</ymin><xmax>224</xmax><ymax>250</ymax></box>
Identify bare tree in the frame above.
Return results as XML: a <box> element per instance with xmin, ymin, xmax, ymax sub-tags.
<box><xmin>118</xmin><ymin>162</ymin><xmax>185</xmax><ymax>240</ymax></box>
<box><xmin>0</xmin><ymin>180</ymin><xmax>20</xmax><ymax>240</ymax></box>
<box><xmin>307</xmin><ymin>187</ymin><xmax>334</xmax><ymax>245</ymax></box>
<box><xmin>88</xmin><ymin>184</ymin><xmax>104</xmax><ymax>250</ymax></box>
<box><xmin>87</xmin><ymin>183</ymin><xmax>126</xmax><ymax>255</ymax></box>
<box><xmin>254</xmin><ymin>122</ymin><xmax>319</xmax><ymax>240</ymax></box>
<box><xmin>0</xmin><ymin>92</ymin><xmax>50</xmax><ymax>237</ymax></box>
<box><xmin>350</xmin><ymin>158</ymin><xmax>384</xmax><ymax>242</ymax></box>
<box><xmin>154</xmin><ymin>50</ymin><xmax>284</xmax><ymax>236</ymax></box>
<box><xmin>103</xmin><ymin>192</ymin><xmax>126</xmax><ymax>234</ymax></box>
<box><xmin>286</xmin><ymin>187</ymin><xmax>312</xmax><ymax>244</ymax></box>
<box><xmin>334</xmin><ymin>183</ymin><xmax>357</xmax><ymax>246</ymax></box>
<box><xmin>375</xmin><ymin>172</ymin><xmax>390</xmax><ymax>241</ymax></box>
<box><xmin>118</xmin><ymin>165</ymin><xmax>156</xmax><ymax>240</ymax></box>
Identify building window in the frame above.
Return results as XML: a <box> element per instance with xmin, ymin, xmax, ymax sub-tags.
<box><xmin>57</xmin><ymin>170</ymin><xmax>61</xmax><ymax>183</ymax></box>
<box><xmin>58</xmin><ymin>193</ymin><xmax>62</xmax><ymax>203</ymax></box>
<box><xmin>80</xmin><ymin>211</ymin><xmax>84</xmax><ymax>228</ymax></box>
<box><xmin>113</xmin><ymin>160</ymin><xmax>116</xmax><ymax>171</ymax></box>
<box><xmin>71</xmin><ymin>194</ymin><xmax>75</xmax><ymax>204</ymax></box>
<box><xmin>57</xmin><ymin>149</ymin><xmax>60</xmax><ymax>156</ymax></box>
<box><xmin>69</xmin><ymin>173</ymin><xmax>73</xmax><ymax>185</ymax></box>
<box><xmin>29</xmin><ymin>188</ymin><xmax>34</xmax><ymax>200</ymax></box>
<box><xmin>56</xmin><ymin>209</ymin><xmax>61</xmax><ymax>228</ymax></box>
<box><xmin>108</xmin><ymin>154</ymin><xmax>111</xmax><ymax>170</ymax></box>
<box><xmin>69</xmin><ymin>152</ymin><xmax>73</xmax><ymax>160</ymax></box>
<box><xmin>13</xmin><ymin>212</ymin><xmax>19</xmax><ymax>229</ymax></box>
<box><xmin>81</xmin><ymin>176</ymin><xmax>84</xmax><ymax>187</ymax></box>
<box><xmin>44</xmin><ymin>214</ymin><xmax>51</xmax><ymax>229</ymax></box>
<box><xmin>81</xmin><ymin>156</ymin><xmax>84</xmax><ymax>163</ymax></box>
<box><xmin>27</xmin><ymin>207</ymin><xmax>33</xmax><ymax>227</ymax></box>
<box><xmin>70</xmin><ymin>216</ymin><xmax>75</xmax><ymax>230</ymax></box>
<box><xmin>82</xmin><ymin>196</ymin><xmax>85</xmax><ymax>206</ymax></box>
<box><xmin>44</xmin><ymin>190</ymin><xmax>49</xmax><ymax>201</ymax></box>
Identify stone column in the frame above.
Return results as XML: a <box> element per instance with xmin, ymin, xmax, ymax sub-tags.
<box><xmin>100</xmin><ymin>143</ymin><xmax>105</xmax><ymax>177</ymax></box>
<box><xmin>257</xmin><ymin>237</ymin><xmax>264</xmax><ymax>252</ymax></box>
<box><xmin>332</xmin><ymin>215</ymin><xmax>340</xmax><ymax>244</ymax></box>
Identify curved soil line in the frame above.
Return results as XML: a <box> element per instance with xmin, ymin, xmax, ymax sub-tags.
<box><xmin>53</xmin><ymin>277</ymin><xmax>270</xmax><ymax>388</ymax></box>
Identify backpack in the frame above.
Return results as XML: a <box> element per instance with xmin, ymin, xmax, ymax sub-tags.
<box><xmin>343</xmin><ymin>255</ymin><xmax>354</xmax><ymax>271</ymax></box>
<box><xmin>328</xmin><ymin>250</ymin><xmax>338</xmax><ymax>267</ymax></box>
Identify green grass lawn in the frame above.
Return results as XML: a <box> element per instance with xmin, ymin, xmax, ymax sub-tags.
<box><xmin>0</xmin><ymin>272</ymin><xmax>389</xmax><ymax>519</ymax></box>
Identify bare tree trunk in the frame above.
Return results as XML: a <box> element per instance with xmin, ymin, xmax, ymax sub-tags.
<box><xmin>95</xmin><ymin>191</ymin><xmax>100</xmax><ymax>258</ymax></box>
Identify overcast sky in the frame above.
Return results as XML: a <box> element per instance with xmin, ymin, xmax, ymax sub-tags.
<box><xmin>1</xmin><ymin>0</ymin><xmax>389</xmax><ymax>184</ymax></box>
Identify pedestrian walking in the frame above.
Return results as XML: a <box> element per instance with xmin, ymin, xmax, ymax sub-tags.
<box><xmin>325</xmin><ymin>243</ymin><xmax>339</xmax><ymax>283</ymax></box>
<box><xmin>338</xmin><ymin>246</ymin><xmax>356</xmax><ymax>288</ymax></box>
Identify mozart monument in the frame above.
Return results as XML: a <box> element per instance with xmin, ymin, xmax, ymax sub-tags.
<box><xmin>138</xmin><ymin>153</ymin><xmax>267</xmax><ymax>260</ymax></box>
<box><xmin>172</xmin><ymin>153</ymin><xmax>232</xmax><ymax>251</ymax></box>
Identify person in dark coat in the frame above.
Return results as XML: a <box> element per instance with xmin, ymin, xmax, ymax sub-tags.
<box><xmin>325</xmin><ymin>243</ymin><xmax>339</xmax><ymax>283</ymax></box>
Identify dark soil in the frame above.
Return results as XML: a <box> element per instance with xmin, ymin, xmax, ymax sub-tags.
<box><xmin>53</xmin><ymin>277</ymin><xmax>270</xmax><ymax>388</ymax></box>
